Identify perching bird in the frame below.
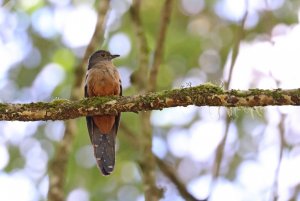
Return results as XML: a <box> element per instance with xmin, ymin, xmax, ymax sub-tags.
<box><xmin>84</xmin><ymin>50</ymin><xmax>121</xmax><ymax>175</ymax></box>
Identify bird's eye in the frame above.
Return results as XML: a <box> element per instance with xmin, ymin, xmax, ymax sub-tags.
<box><xmin>101</xmin><ymin>53</ymin><xmax>105</xmax><ymax>57</ymax></box>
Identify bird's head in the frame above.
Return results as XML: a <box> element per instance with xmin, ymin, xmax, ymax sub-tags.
<box><xmin>88</xmin><ymin>50</ymin><xmax>120</xmax><ymax>69</ymax></box>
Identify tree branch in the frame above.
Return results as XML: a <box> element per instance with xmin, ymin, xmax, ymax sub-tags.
<box><xmin>155</xmin><ymin>156</ymin><xmax>205</xmax><ymax>201</ymax></box>
<box><xmin>47</xmin><ymin>1</ymin><xmax>110</xmax><ymax>201</ymax></box>
<box><xmin>130</xmin><ymin>1</ymin><xmax>174</xmax><ymax>200</ymax></box>
<box><xmin>72</xmin><ymin>1</ymin><xmax>110</xmax><ymax>100</ymax></box>
<box><xmin>210</xmin><ymin>10</ymin><xmax>249</xmax><ymax>197</ymax></box>
<box><xmin>143</xmin><ymin>1</ymin><xmax>173</xmax><ymax>199</ymax></box>
<box><xmin>225</xmin><ymin>10</ymin><xmax>248</xmax><ymax>89</ymax></box>
<box><xmin>1</xmin><ymin>85</ymin><xmax>300</xmax><ymax>121</ymax></box>
<box><xmin>129</xmin><ymin>0</ymin><xmax>149</xmax><ymax>90</ymax></box>
<box><xmin>148</xmin><ymin>0</ymin><xmax>173</xmax><ymax>92</ymax></box>
<box><xmin>271</xmin><ymin>113</ymin><xmax>286</xmax><ymax>201</ymax></box>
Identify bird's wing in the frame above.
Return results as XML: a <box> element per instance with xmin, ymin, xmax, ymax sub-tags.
<box><xmin>85</xmin><ymin>77</ymin><xmax>94</xmax><ymax>143</ymax></box>
<box><xmin>114</xmin><ymin>79</ymin><xmax>122</xmax><ymax>134</ymax></box>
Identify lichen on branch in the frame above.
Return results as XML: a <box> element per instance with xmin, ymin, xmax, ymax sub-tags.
<box><xmin>0</xmin><ymin>84</ymin><xmax>299</xmax><ymax>121</ymax></box>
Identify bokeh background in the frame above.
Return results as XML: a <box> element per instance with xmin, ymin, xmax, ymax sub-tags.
<box><xmin>1</xmin><ymin>0</ymin><xmax>300</xmax><ymax>200</ymax></box>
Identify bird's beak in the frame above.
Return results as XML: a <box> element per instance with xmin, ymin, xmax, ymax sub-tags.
<box><xmin>111</xmin><ymin>54</ymin><xmax>120</xmax><ymax>59</ymax></box>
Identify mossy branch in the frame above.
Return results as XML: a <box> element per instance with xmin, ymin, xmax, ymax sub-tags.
<box><xmin>1</xmin><ymin>85</ymin><xmax>300</xmax><ymax>121</ymax></box>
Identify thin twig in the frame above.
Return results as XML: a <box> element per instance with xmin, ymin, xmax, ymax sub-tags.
<box><xmin>210</xmin><ymin>8</ymin><xmax>248</xmax><ymax>198</ymax></box>
<box><xmin>47</xmin><ymin>120</ymin><xmax>76</xmax><ymax>201</ymax></box>
<box><xmin>130</xmin><ymin>1</ymin><xmax>175</xmax><ymax>200</ymax></box>
<box><xmin>129</xmin><ymin>0</ymin><xmax>149</xmax><ymax>90</ymax></box>
<box><xmin>210</xmin><ymin>117</ymin><xmax>230</xmax><ymax>191</ymax></box>
<box><xmin>130</xmin><ymin>1</ymin><xmax>161</xmax><ymax>200</ymax></box>
<box><xmin>225</xmin><ymin>11</ymin><xmax>248</xmax><ymax>89</ymax></box>
<box><xmin>141</xmin><ymin>1</ymin><xmax>174</xmax><ymax>199</ymax></box>
<box><xmin>47</xmin><ymin>1</ymin><xmax>110</xmax><ymax>201</ymax></box>
<box><xmin>288</xmin><ymin>183</ymin><xmax>300</xmax><ymax>201</ymax></box>
<box><xmin>148</xmin><ymin>0</ymin><xmax>173</xmax><ymax>92</ymax></box>
<box><xmin>140</xmin><ymin>112</ymin><xmax>164</xmax><ymax>201</ymax></box>
<box><xmin>72</xmin><ymin>0</ymin><xmax>110</xmax><ymax>99</ymax></box>
<box><xmin>271</xmin><ymin>113</ymin><xmax>286</xmax><ymax>201</ymax></box>
<box><xmin>120</xmin><ymin>123</ymin><xmax>200</xmax><ymax>201</ymax></box>
<box><xmin>155</xmin><ymin>156</ymin><xmax>206</xmax><ymax>201</ymax></box>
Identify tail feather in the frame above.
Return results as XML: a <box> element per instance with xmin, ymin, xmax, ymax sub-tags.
<box><xmin>86</xmin><ymin>114</ymin><xmax>120</xmax><ymax>175</ymax></box>
<box><xmin>92</xmin><ymin>130</ymin><xmax>116</xmax><ymax>175</ymax></box>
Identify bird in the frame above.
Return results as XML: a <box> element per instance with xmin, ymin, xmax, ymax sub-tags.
<box><xmin>84</xmin><ymin>50</ymin><xmax>122</xmax><ymax>175</ymax></box>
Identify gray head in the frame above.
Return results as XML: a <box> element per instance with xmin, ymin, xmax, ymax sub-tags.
<box><xmin>88</xmin><ymin>50</ymin><xmax>120</xmax><ymax>69</ymax></box>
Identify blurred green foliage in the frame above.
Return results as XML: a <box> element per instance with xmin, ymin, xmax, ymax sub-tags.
<box><xmin>2</xmin><ymin>0</ymin><xmax>300</xmax><ymax>201</ymax></box>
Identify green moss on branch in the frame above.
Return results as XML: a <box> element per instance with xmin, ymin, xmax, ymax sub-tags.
<box><xmin>0</xmin><ymin>84</ymin><xmax>299</xmax><ymax>121</ymax></box>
